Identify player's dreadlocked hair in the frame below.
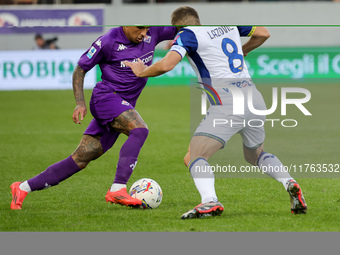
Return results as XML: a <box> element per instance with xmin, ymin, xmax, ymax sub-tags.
<box><xmin>171</xmin><ymin>6</ymin><xmax>201</xmax><ymax>26</ymax></box>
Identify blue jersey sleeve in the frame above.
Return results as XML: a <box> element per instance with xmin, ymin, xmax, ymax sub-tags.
<box><xmin>172</xmin><ymin>28</ymin><xmax>198</xmax><ymax>55</ymax></box>
<box><xmin>237</xmin><ymin>26</ymin><xmax>256</xmax><ymax>37</ymax></box>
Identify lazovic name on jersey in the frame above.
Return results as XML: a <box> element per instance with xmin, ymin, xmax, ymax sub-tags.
<box><xmin>207</xmin><ymin>26</ymin><xmax>234</xmax><ymax>40</ymax></box>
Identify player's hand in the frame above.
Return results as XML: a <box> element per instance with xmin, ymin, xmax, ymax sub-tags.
<box><xmin>72</xmin><ymin>104</ymin><xmax>87</xmax><ymax>124</ymax></box>
<box><xmin>124</xmin><ymin>59</ymin><xmax>147</xmax><ymax>77</ymax></box>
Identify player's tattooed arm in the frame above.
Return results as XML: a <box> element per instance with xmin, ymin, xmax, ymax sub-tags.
<box><xmin>73</xmin><ymin>65</ymin><xmax>86</xmax><ymax>106</ymax></box>
<box><xmin>72</xmin><ymin>65</ymin><xmax>87</xmax><ymax>124</ymax></box>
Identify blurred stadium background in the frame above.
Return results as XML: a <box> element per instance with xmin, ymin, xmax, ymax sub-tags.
<box><xmin>1</xmin><ymin>0</ymin><xmax>340</xmax><ymax>90</ymax></box>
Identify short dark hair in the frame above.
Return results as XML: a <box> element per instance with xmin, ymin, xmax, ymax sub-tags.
<box><xmin>171</xmin><ymin>6</ymin><xmax>200</xmax><ymax>26</ymax></box>
<box><xmin>35</xmin><ymin>34</ymin><xmax>43</xmax><ymax>40</ymax></box>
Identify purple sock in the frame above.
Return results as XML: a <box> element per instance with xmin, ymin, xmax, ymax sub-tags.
<box><xmin>113</xmin><ymin>128</ymin><xmax>149</xmax><ymax>184</ymax></box>
<box><xmin>27</xmin><ymin>155</ymin><xmax>81</xmax><ymax>191</ymax></box>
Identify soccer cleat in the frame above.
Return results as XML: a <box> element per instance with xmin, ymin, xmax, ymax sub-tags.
<box><xmin>181</xmin><ymin>201</ymin><xmax>224</xmax><ymax>219</ymax></box>
<box><xmin>105</xmin><ymin>187</ymin><xmax>142</xmax><ymax>208</ymax></box>
<box><xmin>287</xmin><ymin>180</ymin><xmax>307</xmax><ymax>214</ymax></box>
<box><xmin>10</xmin><ymin>182</ymin><xmax>28</xmax><ymax>210</ymax></box>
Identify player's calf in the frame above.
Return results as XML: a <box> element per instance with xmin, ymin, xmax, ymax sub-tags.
<box><xmin>71</xmin><ymin>135</ymin><xmax>104</xmax><ymax>169</ymax></box>
<box><xmin>10</xmin><ymin>155</ymin><xmax>82</xmax><ymax>210</ymax></box>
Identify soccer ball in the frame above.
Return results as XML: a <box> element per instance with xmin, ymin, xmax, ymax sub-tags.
<box><xmin>129</xmin><ymin>178</ymin><xmax>163</xmax><ymax>209</ymax></box>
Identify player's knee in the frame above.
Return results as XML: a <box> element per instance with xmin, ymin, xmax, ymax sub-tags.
<box><xmin>128</xmin><ymin>122</ymin><xmax>148</xmax><ymax>131</ymax></box>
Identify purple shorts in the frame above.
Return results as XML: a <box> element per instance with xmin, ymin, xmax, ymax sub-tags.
<box><xmin>84</xmin><ymin>88</ymin><xmax>136</xmax><ymax>152</ymax></box>
<box><xmin>84</xmin><ymin>119</ymin><xmax>120</xmax><ymax>152</ymax></box>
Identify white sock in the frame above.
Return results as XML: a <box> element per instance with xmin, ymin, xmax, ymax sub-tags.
<box><xmin>257</xmin><ymin>152</ymin><xmax>294</xmax><ymax>190</ymax></box>
<box><xmin>19</xmin><ymin>181</ymin><xmax>32</xmax><ymax>193</ymax></box>
<box><xmin>189</xmin><ymin>158</ymin><xmax>218</xmax><ymax>204</ymax></box>
<box><xmin>110</xmin><ymin>183</ymin><xmax>126</xmax><ymax>192</ymax></box>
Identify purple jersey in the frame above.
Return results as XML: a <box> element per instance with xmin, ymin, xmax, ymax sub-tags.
<box><xmin>78</xmin><ymin>26</ymin><xmax>177</xmax><ymax>102</ymax></box>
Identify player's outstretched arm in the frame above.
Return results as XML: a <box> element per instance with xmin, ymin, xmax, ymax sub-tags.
<box><xmin>72</xmin><ymin>65</ymin><xmax>87</xmax><ymax>124</ymax></box>
<box><xmin>242</xmin><ymin>27</ymin><xmax>270</xmax><ymax>57</ymax></box>
<box><xmin>124</xmin><ymin>51</ymin><xmax>182</xmax><ymax>78</ymax></box>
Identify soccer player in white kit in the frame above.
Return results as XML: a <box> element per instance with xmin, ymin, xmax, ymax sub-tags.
<box><xmin>125</xmin><ymin>6</ymin><xmax>307</xmax><ymax>219</ymax></box>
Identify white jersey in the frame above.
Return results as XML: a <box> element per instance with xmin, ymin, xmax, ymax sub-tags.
<box><xmin>170</xmin><ymin>26</ymin><xmax>266</xmax><ymax>149</ymax></box>
<box><xmin>170</xmin><ymin>26</ymin><xmax>256</xmax><ymax>106</ymax></box>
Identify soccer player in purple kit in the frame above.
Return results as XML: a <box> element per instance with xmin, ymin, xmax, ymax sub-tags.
<box><xmin>10</xmin><ymin>26</ymin><xmax>177</xmax><ymax>210</ymax></box>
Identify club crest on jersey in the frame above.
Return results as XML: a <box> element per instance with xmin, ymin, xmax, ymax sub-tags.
<box><xmin>121</xmin><ymin>100</ymin><xmax>130</xmax><ymax>106</ymax></box>
<box><xmin>143</xmin><ymin>35</ymin><xmax>151</xmax><ymax>43</ymax></box>
<box><xmin>86</xmin><ymin>46</ymin><xmax>97</xmax><ymax>59</ymax></box>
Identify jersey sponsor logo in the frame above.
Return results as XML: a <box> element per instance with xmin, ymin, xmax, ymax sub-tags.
<box><xmin>95</xmin><ymin>39</ymin><xmax>102</xmax><ymax>48</ymax></box>
<box><xmin>222</xmin><ymin>80</ymin><xmax>253</xmax><ymax>91</ymax></box>
<box><xmin>117</xmin><ymin>44</ymin><xmax>127</xmax><ymax>51</ymax></box>
<box><xmin>86</xmin><ymin>46</ymin><xmax>97</xmax><ymax>59</ymax></box>
<box><xmin>143</xmin><ymin>35</ymin><xmax>151</xmax><ymax>43</ymax></box>
<box><xmin>120</xmin><ymin>51</ymin><xmax>154</xmax><ymax>68</ymax></box>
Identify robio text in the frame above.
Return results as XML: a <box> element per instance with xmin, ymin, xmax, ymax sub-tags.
<box><xmin>1</xmin><ymin>60</ymin><xmax>75</xmax><ymax>78</ymax></box>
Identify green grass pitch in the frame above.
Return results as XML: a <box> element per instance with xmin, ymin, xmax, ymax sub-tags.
<box><xmin>0</xmin><ymin>84</ymin><xmax>339</xmax><ymax>232</ymax></box>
